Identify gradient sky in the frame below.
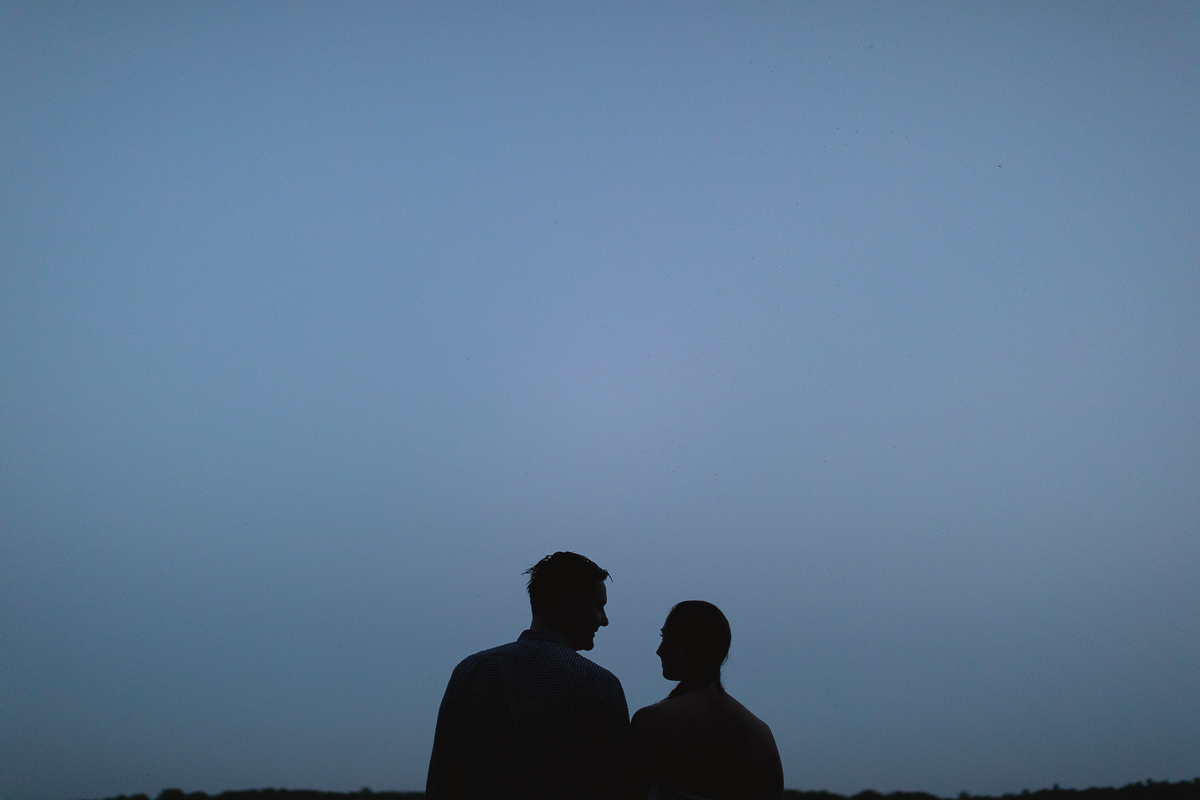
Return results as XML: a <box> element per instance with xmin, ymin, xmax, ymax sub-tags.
<box><xmin>3</xmin><ymin>3</ymin><xmax>1198</xmax><ymax>799</ymax></box>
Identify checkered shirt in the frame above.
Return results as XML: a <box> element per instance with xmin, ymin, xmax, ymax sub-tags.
<box><xmin>426</xmin><ymin>629</ymin><xmax>631</xmax><ymax>800</ymax></box>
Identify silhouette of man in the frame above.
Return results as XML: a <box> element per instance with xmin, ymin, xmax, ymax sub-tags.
<box><xmin>426</xmin><ymin>551</ymin><xmax>631</xmax><ymax>800</ymax></box>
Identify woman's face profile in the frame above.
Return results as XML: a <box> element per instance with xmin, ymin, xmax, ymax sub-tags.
<box><xmin>656</xmin><ymin>615</ymin><xmax>685</xmax><ymax>680</ymax></box>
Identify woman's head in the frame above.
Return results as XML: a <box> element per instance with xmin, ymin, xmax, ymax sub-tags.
<box><xmin>657</xmin><ymin>600</ymin><xmax>731</xmax><ymax>686</ymax></box>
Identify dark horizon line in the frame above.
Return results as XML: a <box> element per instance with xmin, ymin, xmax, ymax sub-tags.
<box><xmin>79</xmin><ymin>777</ymin><xmax>1200</xmax><ymax>800</ymax></box>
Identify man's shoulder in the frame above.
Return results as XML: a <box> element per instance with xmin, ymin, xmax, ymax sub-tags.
<box><xmin>574</xmin><ymin>651</ymin><xmax>624</xmax><ymax>687</ymax></box>
<box><xmin>469</xmin><ymin>637</ymin><xmax>525</xmax><ymax>660</ymax></box>
<box><xmin>449</xmin><ymin>631</ymin><xmax>623</xmax><ymax>691</ymax></box>
<box><xmin>450</xmin><ymin>637</ymin><xmax>522</xmax><ymax>673</ymax></box>
<box><xmin>557</xmin><ymin>647</ymin><xmax>624</xmax><ymax>690</ymax></box>
<box><xmin>526</xmin><ymin>633</ymin><xmax>623</xmax><ymax>687</ymax></box>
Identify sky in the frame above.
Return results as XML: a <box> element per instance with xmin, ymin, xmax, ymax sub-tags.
<box><xmin>2</xmin><ymin>2</ymin><xmax>1198</xmax><ymax>799</ymax></box>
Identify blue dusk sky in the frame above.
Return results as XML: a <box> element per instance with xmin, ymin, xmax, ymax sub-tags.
<box><xmin>2</xmin><ymin>3</ymin><xmax>1198</xmax><ymax>799</ymax></box>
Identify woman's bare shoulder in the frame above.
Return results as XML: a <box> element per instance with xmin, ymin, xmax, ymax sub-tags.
<box><xmin>634</xmin><ymin>695</ymin><xmax>694</xmax><ymax>727</ymax></box>
<box><xmin>720</xmin><ymin>693</ymin><xmax>773</xmax><ymax>729</ymax></box>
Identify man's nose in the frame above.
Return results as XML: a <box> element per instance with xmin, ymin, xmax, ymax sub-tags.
<box><xmin>600</xmin><ymin>611</ymin><xmax>608</xmax><ymax>627</ymax></box>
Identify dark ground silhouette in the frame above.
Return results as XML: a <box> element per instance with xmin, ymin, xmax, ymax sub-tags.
<box><xmin>85</xmin><ymin>778</ymin><xmax>1200</xmax><ymax>800</ymax></box>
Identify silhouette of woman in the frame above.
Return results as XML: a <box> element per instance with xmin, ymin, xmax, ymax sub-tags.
<box><xmin>630</xmin><ymin>601</ymin><xmax>784</xmax><ymax>800</ymax></box>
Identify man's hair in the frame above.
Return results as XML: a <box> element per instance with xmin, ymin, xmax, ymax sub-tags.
<box><xmin>523</xmin><ymin>551</ymin><xmax>610</xmax><ymax>617</ymax></box>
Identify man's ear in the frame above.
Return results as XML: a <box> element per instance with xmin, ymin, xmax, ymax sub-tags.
<box><xmin>564</xmin><ymin>591</ymin><xmax>587</xmax><ymax>623</ymax></box>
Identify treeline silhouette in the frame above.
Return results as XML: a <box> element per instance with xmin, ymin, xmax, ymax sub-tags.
<box><xmin>88</xmin><ymin>779</ymin><xmax>1200</xmax><ymax>800</ymax></box>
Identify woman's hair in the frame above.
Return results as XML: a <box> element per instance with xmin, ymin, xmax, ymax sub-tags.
<box><xmin>666</xmin><ymin>600</ymin><xmax>732</xmax><ymax>679</ymax></box>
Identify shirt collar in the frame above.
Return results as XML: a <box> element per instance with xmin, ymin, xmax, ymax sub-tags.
<box><xmin>518</xmin><ymin>628</ymin><xmax>573</xmax><ymax>648</ymax></box>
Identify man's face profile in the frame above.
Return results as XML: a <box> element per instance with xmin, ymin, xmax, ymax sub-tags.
<box><xmin>567</xmin><ymin>579</ymin><xmax>609</xmax><ymax>651</ymax></box>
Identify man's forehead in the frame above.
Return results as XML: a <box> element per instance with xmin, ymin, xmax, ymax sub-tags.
<box><xmin>595</xmin><ymin>580</ymin><xmax>608</xmax><ymax>603</ymax></box>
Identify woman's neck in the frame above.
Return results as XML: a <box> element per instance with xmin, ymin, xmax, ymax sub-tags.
<box><xmin>669</xmin><ymin>674</ymin><xmax>722</xmax><ymax>698</ymax></box>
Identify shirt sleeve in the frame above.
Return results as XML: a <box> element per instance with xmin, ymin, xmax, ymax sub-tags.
<box><xmin>425</xmin><ymin>668</ymin><xmax>467</xmax><ymax>800</ymax></box>
<box><xmin>596</xmin><ymin>675</ymin><xmax>637</xmax><ymax>800</ymax></box>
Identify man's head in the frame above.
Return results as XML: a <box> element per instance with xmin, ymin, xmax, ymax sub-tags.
<box><xmin>524</xmin><ymin>551</ymin><xmax>611</xmax><ymax>651</ymax></box>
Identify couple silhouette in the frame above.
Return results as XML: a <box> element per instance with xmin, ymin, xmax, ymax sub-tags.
<box><xmin>426</xmin><ymin>551</ymin><xmax>784</xmax><ymax>800</ymax></box>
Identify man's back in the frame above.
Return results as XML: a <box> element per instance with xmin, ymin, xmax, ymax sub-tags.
<box><xmin>427</xmin><ymin>629</ymin><xmax>630</xmax><ymax>800</ymax></box>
